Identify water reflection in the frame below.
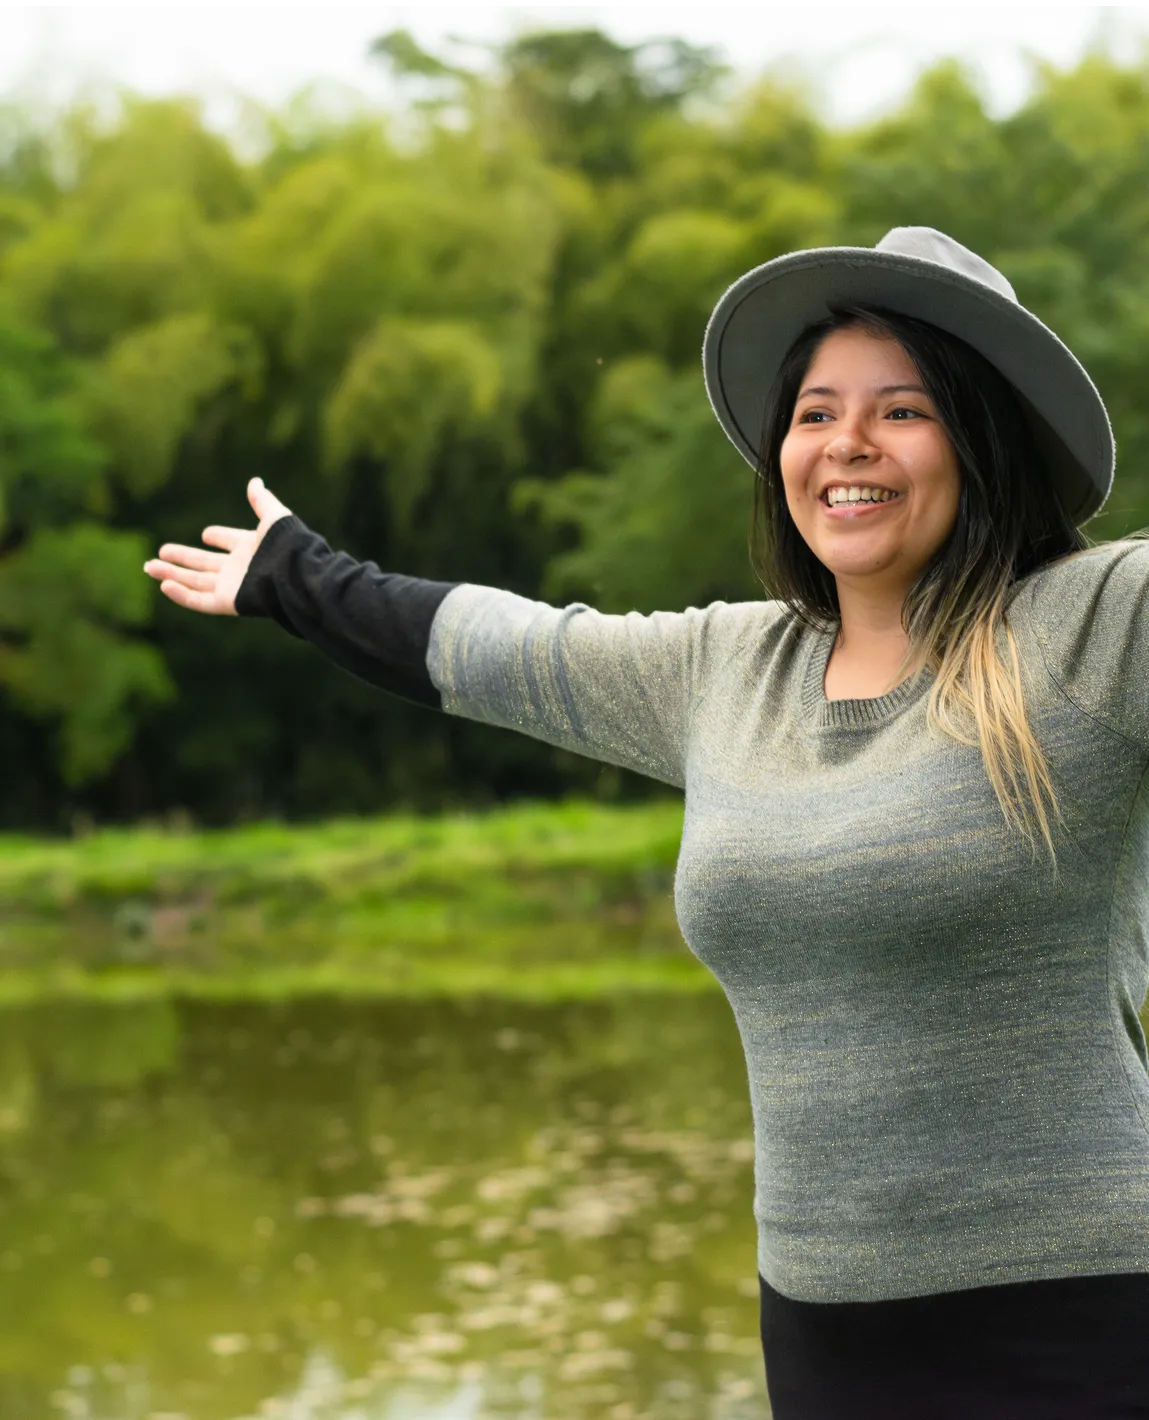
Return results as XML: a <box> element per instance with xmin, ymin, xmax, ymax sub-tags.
<box><xmin>0</xmin><ymin>995</ymin><xmax>765</xmax><ymax>1419</ymax></box>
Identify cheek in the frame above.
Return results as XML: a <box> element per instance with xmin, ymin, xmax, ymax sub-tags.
<box><xmin>915</xmin><ymin>450</ymin><xmax>962</xmax><ymax>547</ymax></box>
<box><xmin>935</xmin><ymin>451</ymin><xmax>963</xmax><ymax>526</ymax></box>
<box><xmin>779</xmin><ymin>437</ymin><xmax>815</xmax><ymax>509</ymax></box>
<box><xmin>902</xmin><ymin>431</ymin><xmax>958</xmax><ymax>500</ymax></box>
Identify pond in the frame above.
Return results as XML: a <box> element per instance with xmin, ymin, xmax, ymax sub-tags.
<box><xmin>0</xmin><ymin>993</ymin><xmax>767</xmax><ymax>1420</ymax></box>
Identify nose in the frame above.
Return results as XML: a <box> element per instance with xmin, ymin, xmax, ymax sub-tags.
<box><xmin>827</xmin><ymin>426</ymin><xmax>875</xmax><ymax>465</ymax></box>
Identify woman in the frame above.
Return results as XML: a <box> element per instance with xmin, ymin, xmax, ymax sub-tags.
<box><xmin>144</xmin><ymin>227</ymin><xmax>1149</xmax><ymax>1417</ymax></box>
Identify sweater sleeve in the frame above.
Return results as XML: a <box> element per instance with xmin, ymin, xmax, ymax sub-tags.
<box><xmin>426</xmin><ymin>583</ymin><xmax>714</xmax><ymax>789</ymax></box>
<box><xmin>1021</xmin><ymin>539</ymin><xmax>1149</xmax><ymax>747</ymax></box>
<box><xmin>234</xmin><ymin>513</ymin><xmax>459</xmax><ymax>710</ymax></box>
<box><xmin>236</xmin><ymin>513</ymin><xmax>725</xmax><ymax>787</ymax></box>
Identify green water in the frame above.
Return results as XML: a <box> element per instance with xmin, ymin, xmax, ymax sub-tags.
<box><xmin>0</xmin><ymin>994</ymin><xmax>766</xmax><ymax>1420</ymax></box>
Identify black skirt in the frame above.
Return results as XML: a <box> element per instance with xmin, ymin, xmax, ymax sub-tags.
<box><xmin>759</xmin><ymin>1271</ymin><xmax>1149</xmax><ymax>1419</ymax></box>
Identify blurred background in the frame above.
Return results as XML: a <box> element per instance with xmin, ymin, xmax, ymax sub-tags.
<box><xmin>3</xmin><ymin>6</ymin><xmax>1149</xmax><ymax>1419</ymax></box>
<box><xmin>5</xmin><ymin>3</ymin><xmax>1149</xmax><ymax>830</ymax></box>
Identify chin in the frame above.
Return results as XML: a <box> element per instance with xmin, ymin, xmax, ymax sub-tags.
<box><xmin>815</xmin><ymin>544</ymin><xmax>899</xmax><ymax>578</ymax></box>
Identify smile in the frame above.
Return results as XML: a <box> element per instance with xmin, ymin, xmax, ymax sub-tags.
<box><xmin>823</xmin><ymin>485</ymin><xmax>899</xmax><ymax>505</ymax></box>
<box><xmin>821</xmin><ymin>485</ymin><xmax>901</xmax><ymax>517</ymax></box>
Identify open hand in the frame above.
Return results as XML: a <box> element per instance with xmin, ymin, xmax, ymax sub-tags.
<box><xmin>143</xmin><ymin>478</ymin><xmax>293</xmax><ymax>615</ymax></box>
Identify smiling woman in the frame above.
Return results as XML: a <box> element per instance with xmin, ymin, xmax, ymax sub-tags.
<box><xmin>145</xmin><ymin>226</ymin><xmax>1149</xmax><ymax>1419</ymax></box>
<box><xmin>754</xmin><ymin>305</ymin><xmax>1083</xmax><ymax>847</ymax></box>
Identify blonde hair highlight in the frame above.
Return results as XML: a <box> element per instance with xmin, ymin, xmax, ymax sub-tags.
<box><xmin>906</xmin><ymin>588</ymin><xmax>1060</xmax><ymax>859</ymax></box>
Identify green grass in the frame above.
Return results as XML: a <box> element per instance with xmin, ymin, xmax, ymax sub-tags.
<box><xmin>0</xmin><ymin>797</ymin><xmax>716</xmax><ymax>1001</ymax></box>
<box><xmin>7</xmin><ymin>797</ymin><xmax>1145</xmax><ymax>1024</ymax></box>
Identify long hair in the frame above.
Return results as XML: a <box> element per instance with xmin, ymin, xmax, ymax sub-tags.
<box><xmin>751</xmin><ymin>305</ymin><xmax>1086</xmax><ymax>856</ymax></box>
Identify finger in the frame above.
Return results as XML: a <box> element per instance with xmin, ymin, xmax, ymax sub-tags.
<box><xmin>202</xmin><ymin>525</ymin><xmax>247</xmax><ymax>551</ymax></box>
<box><xmin>147</xmin><ymin>560</ymin><xmax>216</xmax><ymax>592</ymax></box>
<box><xmin>248</xmin><ymin>478</ymin><xmax>291</xmax><ymax>521</ymax></box>
<box><xmin>156</xmin><ymin>543</ymin><xmax>225</xmax><ymax>571</ymax></box>
<box><xmin>159</xmin><ymin>579</ymin><xmax>228</xmax><ymax>615</ymax></box>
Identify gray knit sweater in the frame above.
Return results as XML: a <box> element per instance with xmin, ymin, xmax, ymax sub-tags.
<box><xmin>425</xmin><ymin>541</ymin><xmax>1149</xmax><ymax>1303</ymax></box>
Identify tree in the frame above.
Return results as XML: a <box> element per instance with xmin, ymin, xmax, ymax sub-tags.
<box><xmin>2</xmin><ymin>38</ymin><xmax>1149</xmax><ymax>826</ymax></box>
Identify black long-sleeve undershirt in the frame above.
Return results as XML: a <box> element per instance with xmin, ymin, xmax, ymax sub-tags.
<box><xmin>233</xmin><ymin>514</ymin><xmax>460</xmax><ymax>710</ymax></box>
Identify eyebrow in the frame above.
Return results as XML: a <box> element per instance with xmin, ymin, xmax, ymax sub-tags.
<box><xmin>796</xmin><ymin>383</ymin><xmax>928</xmax><ymax>400</ymax></box>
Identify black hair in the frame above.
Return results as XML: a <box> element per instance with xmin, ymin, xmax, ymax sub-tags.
<box><xmin>750</xmin><ymin>304</ymin><xmax>1085</xmax><ymax>627</ymax></box>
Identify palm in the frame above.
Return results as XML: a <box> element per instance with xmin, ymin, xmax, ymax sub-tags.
<box><xmin>143</xmin><ymin>478</ymin><xmax>293</xmax><ymax>616</ymax></box>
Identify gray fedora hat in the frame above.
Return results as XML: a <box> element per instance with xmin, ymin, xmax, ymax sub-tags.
<box><xmin>702</xmin><ymin>226</ymin><xmax>1114</xmax><ymax>523</ymax></box>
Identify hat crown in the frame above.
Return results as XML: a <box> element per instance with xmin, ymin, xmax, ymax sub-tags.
<box><xmin>876</xmin><ymin>226</ymin><xmax>1017</xmax><ymax>303</ymax></box>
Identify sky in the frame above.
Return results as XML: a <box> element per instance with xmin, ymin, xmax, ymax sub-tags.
<box><xmin>4</xmin><ymin>5</ymin><xmax>1149</xmax><ymax>128</ymax></box>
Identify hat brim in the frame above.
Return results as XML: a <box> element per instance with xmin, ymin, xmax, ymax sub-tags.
<box><xmin>702</xmin><ymin>246</ymin><xmax>1114</xmax><ymax>523</ymax></box>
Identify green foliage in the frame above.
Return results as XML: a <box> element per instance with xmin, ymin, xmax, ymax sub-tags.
<box><xmin>0</xmin><ymin>313</ymin><xmax>174</xmax><ymax>788</ymax></box>
<box><xmin>324</xmin><ymin>318</ymin><xmax>504</xmax><ymax>531</ymax></box>
<box><xmin>515</xmin><ymin>357</ymin><xmax>756</xmax><ymax>611</ymax></box>
<box><xmin>0</xmin><ymin>798</ymin><xmax>697</xmax><ymax>999</ymax></box>
<box><xmin>1</xmin><ymin>35</ymin><xmax>1149</xmax><ymax>824</ymax></box>
<box><xmin>85</xmin><ymin>312</ymin><xmax>262</xmax><ymax>495</ymax></box>
<box><xmin>0</xmin><ymin>522</ymin><xmax>175</xmax><ymax>784</ymax></box>
<box><xmin>600</xmin><ymin>210</ymin><xmax>751</xmax><ymax>359</ymax></box>
<box><xmin>0</xmin><ymin>312</ymin><xmax>106</xmax><ymax>527</ymax></box>
<box><xmin>2</xmin><ymin>103</ymin><xmax>241</xmax><ymax>350</ymax></box>
<box><xmin>370</xmin><ymin>28</ymin><xmax>467</xmax><ymax>82</ymax></box>
<box><xmin>500</xmin><ymin>29</ymin><xmax>727</xmax><ymax>176</ymax></box>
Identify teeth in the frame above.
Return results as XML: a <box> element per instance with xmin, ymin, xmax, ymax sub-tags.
<box><xmin>825</xmin><ymin>487</ymin><xmax>897</xmax><ymax>505</ymax></box>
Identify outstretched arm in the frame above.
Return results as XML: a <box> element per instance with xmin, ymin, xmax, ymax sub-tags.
<box><xmin>146</xmin><ymin>478</ymin><xmax>722</xmax><ymax>788</ymax></box>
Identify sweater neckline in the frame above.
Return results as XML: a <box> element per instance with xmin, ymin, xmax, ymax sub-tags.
<box><xmin>800</xmin><ymin>623</ymin><xmax>932</xmax><ymax>729</ymax></box>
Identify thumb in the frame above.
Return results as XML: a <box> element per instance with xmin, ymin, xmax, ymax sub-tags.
<box><xmin>248</xmin><ymin>476</ymin><xmax>291</xmax><ymax>524</ymax></box>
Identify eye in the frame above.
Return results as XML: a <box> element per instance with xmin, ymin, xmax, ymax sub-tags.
<box><xmin>887</xmin><ymin>406</ymin><xmax>925</xmax><ymax>420</ymax></box>
<box><xmin>796</xmin><ymin>409</ymin><xmax>832</xmax><ymax>424</ymax></box>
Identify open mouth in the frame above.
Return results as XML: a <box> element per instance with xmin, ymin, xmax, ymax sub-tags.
<box><xmin>822</xmin><ymin>485</ymin><xmax>900</xmax><ymax>506</ymax></box>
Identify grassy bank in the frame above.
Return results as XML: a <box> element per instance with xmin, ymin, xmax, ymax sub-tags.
<box><xmin>0</xmin><ymin>798</ymin><xmax>714</xmax><ymax>1002</ymax></box>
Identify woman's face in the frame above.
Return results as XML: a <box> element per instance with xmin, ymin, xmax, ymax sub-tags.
<box><xmin>779</xmin><ymin>324</ymin><xmax>962</xmax><ymax>597</ymax></box>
